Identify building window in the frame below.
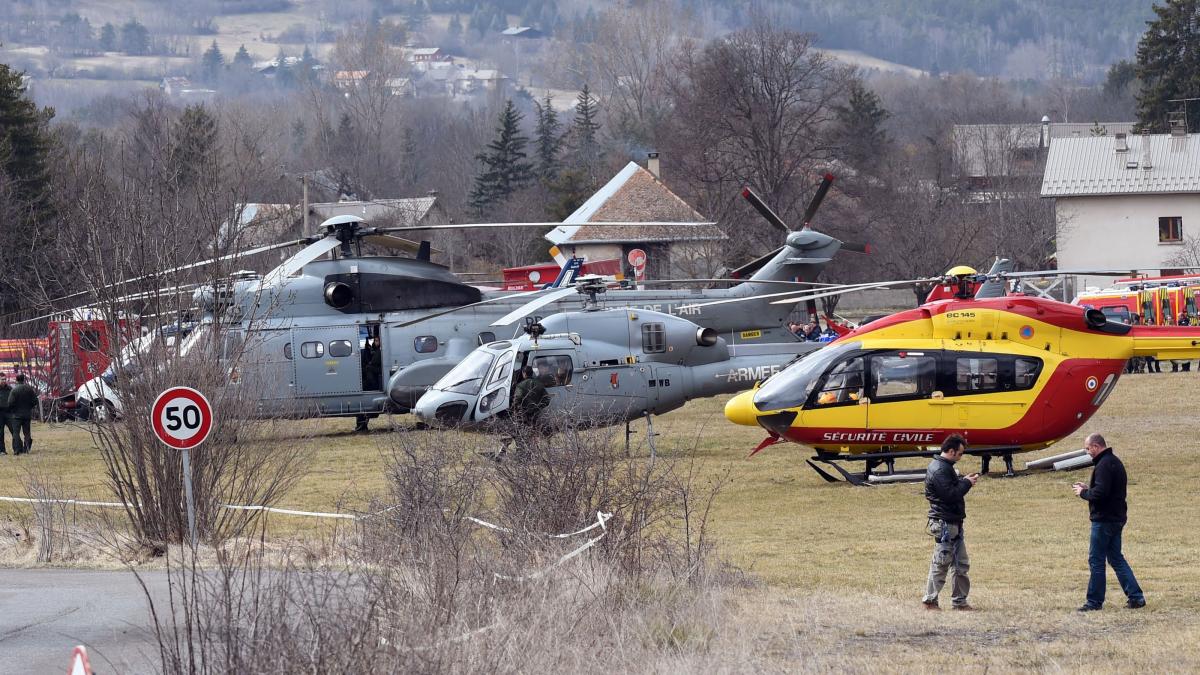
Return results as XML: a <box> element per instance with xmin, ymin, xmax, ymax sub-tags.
<box><xmin>1159</xmin><ymin>216</ymin><xmax>1182</xmax><ymax>243</ymax></box>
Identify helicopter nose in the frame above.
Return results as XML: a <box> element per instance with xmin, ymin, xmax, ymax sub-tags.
<box><xmin>724</xmin><ymin>391</ymin><xmax>761</xmax><ymax>427</ymax></box>
<box><xmin>413</xmin><ymin>392</ymin><xmax>471</xmax><ymax>427</ymax></box>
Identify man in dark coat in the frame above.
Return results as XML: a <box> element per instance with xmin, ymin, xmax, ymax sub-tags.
<box><xmin>511</xmin><ymin>365</ymin><xmax>549</xmax><ymax>427</ymax></box>
<box><xmin>0</xmin><ymin>373</ymin><xmax>11</xmax><ymax>455</ymax></box>
<box><xmin>1073</xmin><ymin>433</ymin><xmax>1145</xmax><ymax>611</ymax></box>
<box><xmin>922</xmin><ymin>434</ymin><xmax>979</xmax><ymax>610</ymax></box>
<box><xmin>6</xmin><ymin>373</ymin><xmax>38</xmax><ymax>455</ymax></box>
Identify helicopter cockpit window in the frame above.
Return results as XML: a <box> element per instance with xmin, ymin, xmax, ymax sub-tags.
<box><xmin>814</xmin><ymin>357</ymin><xmax>864</xmax><ymax>406</ymax></box>
<box><xmin>284</xmin><ymin>343</ymin><xmax>293</xmax><ymax>360</ymax></box>
<box><xmin>329</xmin><ymin>340</ymin><xmax>353</xmax><ymax>358</ymax></box>
<box><xmin>1100</xmin><ymin>306</ymin><xmax>1131</xmax><ymax>324</ymax></box>
<box><xmin>414</xmin><ymin>336</ymin><xmax>438</xmax><ymax>354</ymax></box>
<box><xmin>301</xmin><ymin>341</ymin><xmax>324</xmax><ymax>359</ymax></box>
<box><xmin>1014</xmin><ymin>358</ymin><xmax>1042</xmax><ymax>389</ymax></box>
<box><xmin>642</xmin><ymin>323</ymin><xmax>666</xmax><ymax>354</ymax></box>
<box><xmin>870</xmin><ymin>353</ymin><xmax>937</xmax><ymax>400</ymax></box>
<box><xmin>489</xmin><ymin>352</ymin><xmax>515</xmax><ymax>386</ymax></box>
<box><xmin>754</xmin><ymin>341</ymin><xmax>863</xmax><ymax>412</ymax></box>
<box><xmin>956</xmin><ymin>357</ymin><xmax>998</xmax><ymax>392</ymax></box>
<box><xmin>477</xmin><ymin>332</ymin><xmax>496</xmax><ymax>346</ymax></box>
<box><xmin>531</xmin><ymin>354</ymin><xmax>572</xmax><ymax>387</ymax></box>
<box><xmin>434</xmin><ymin>350</ymin><xmax>494</xmax><ymax>395</ymax></box>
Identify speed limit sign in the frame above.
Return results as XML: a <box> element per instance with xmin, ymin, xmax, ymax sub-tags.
<box><xmin>150</xmin><ymin>386</ymin><xmax>214</xmax><ymax>449</ymax></box>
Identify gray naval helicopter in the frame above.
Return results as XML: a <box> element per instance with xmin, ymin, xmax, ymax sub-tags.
<box><xmin>412</xmin><ymin>276</ymin><xmax>819</xmax><ymax>452</ymax></box>
<box><xmin>73</xmin><ymin>177</ymin><xmax>859</xmax><ymax>428</ymax></box>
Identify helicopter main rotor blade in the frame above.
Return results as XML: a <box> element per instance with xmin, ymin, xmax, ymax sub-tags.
<box><xmin>997</xmin><ymin>269</ymin><xmax>1137</xmax><ymax>279</ymax></box>
<box><xmin>262</xmin><ymin>237</ymin><xmax>341</xmax><ymax>285</ymax></box>
<box><xmin>766</xmin><ymin>279</ymin><xmax>931</xmax><ymax>305</ymax></box>
<box><xmin>391</xmin><ymin>287</ymin><xmax>551</xmax><ymax>328</ymax></box>
<box><xmin>375</xmin><ymin>221</ymin><xmax>717</xmax><ymax>234</ymax></box>
<box><xmin>629</xmin><ymin>278</ymin><xmax>840</xmax><ymax>288</ymax></box>
<box><xmin>490</xmin><ymin>287</ymin><xmax>581</xmax><ymax>326</ymax></box>
<box><xmin>19</xmin><ymin>239</ymin><xmax>305</xmax><ymax>316</ymax></box>
<box><xmin>677</xmin><ymin>278</ymin><xmax>930</xmax><ymax>311</ymax></box>
<box><xmin>362</xmin><ymin>233</ymin><xmax>426</xmax><ymax>254</ymax></box>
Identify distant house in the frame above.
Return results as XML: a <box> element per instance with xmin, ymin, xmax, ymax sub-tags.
<box><xmin>1041</xmin><ymin>129</ymin><xmax>1200</xmax><ymax>291</ymax></box>
<box><xmin>454</xmin><ymin>69</ymin><xmax>508</xmax><ymax>96</ymax></box>
<box><xmin>406</xmin><ymin>47</ymin><xmax>451</xmax><ymax>71</ymax></box>
<box><xmin>253</xmin><ymin>56</ymin><xmax>305</xmax><ymax>77</ymax></box>
<box><xmin>545</xmin><ymin>160</ymin><xmax>727</xmax><ymax>279</ymax></box>
<box><xmin>333</xmin><ymin>70</ymin><xmax>370</xmax><ymax>90</ymax></box>
<box><xmin>160</xmin><ymin>77</ymin><xmax>216</xmax><ymax>100</ymax></box>
<box><xmin>385</xmin><ymin>77</ymin><xmax>414</xmax><ymax>97</ymax></box>
<box><xmin>500</xmin><ymin>26</ymin><xmax>544</xmax><ymax>39</ymax></box>
<box><xmin>954</xmin><ymin>118</ymin><xmax>1134</xmax><ymax>187</ymax></box>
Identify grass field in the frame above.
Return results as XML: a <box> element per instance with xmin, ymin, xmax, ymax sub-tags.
<box><xmin>2</xmin><ymin>371</ymin><xmax>1199</xmax><ymax>671</ymax></box>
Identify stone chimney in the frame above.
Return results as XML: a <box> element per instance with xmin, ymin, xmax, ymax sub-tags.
<box><xmin>1115</xmin><ymin>133</ymin><xmax>1128</xmax><ymax>153</ymax></box>
<box><xmin>647</xmin><ymin>151</ymin><xmax>661</xmax><ymax>179</ymax></box>
<box><xmin>1141</xmin><ymin>131</ymin><xmax>1153</xmax><ymax>170</ymax></box>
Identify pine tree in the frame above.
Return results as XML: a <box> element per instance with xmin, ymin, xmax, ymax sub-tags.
<box><xmin>533</xmin><ymin>94</ymin><xmax>563</xmax><ymax>181</ymax></box>
<box><xmin>120</xmin><ymin>19</ymin><xmax>150</xmax><ymax>55</ymax></box>
<box><xmin>568</xmin><ymin>84</ymin><xmax>601</xmax><ymax>184</ymax></box>
<box><xmin>831</xmin><ymin>79</ymin><xmax>891</xmax><ymax>172</ymax></box>
<box><xmin>404</xmin><ymin>0</ymin><xmax>430</xmax><ymax>33</ymax></box>
<box><xmin>99</xmin><ymin>22</ymin><xmax>117</xmax><ymax>51</ymax></box>
<box><xmin>448</xmin><ymin>13</ymin><xmax>463</xmax><ymax>38</ymax></box>
<box><xmin>232</xmin><ymin>44</ymin><xmax>253</xmax><ymax>69</ymax></box>
<box><xmin>491</xmin><ymin>10</ymin><xmax>509</xmax><ymax>33</ymax></box>
<box><xmin>170</xmin><ymin>104</ymin><xmax>218</xmax><ymax>189</ymax></box>
<box><xmin>1135</xmin><ymin>0</ymin><xmax>1200</xmax><ymax>132</ymax></box>
<box><xmin>201</xmin><ymin>40</ymin><xmax>224</xmax><ymax>82</ymax></box>
<box><xmin>275</xmin><ymin>48</ymin><xmax>295</xmax><ymax>88</ymax></box>
<box><xmin>469</xmin><ymin>100</ymin><xmax>534</xmax><ymax>214</ymax></box>
<box><xmin>0</xmin><ymin>63</ymin><xmax>54</xmax><ymax>222</ymax></box>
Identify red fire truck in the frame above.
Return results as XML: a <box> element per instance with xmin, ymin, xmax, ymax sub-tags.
<box><xmin>0</xmin><ymin>319</ymin><xmax>132</xmax><ymax>419</ymax></box>
<box><xmin>1074</xmin><ymin>274</ymin><xmax>1200</xmax><ymax>325</ymax></box>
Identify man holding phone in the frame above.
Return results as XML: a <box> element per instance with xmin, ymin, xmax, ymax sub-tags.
<box><xmin>1072</xmin><ymin>432</ymin><xmax>1145</xmax><ymax>611</ymax></box>
<box><xmin>922</xmin><ymin>434</ymin><xmax>979</xmax><ymax>611</ymax></box>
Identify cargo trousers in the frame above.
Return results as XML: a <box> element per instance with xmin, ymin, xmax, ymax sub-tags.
<box><xmin>922</xmin><ymin>519</ymin><xmax>970</xmax><ymax>607</ymax></box>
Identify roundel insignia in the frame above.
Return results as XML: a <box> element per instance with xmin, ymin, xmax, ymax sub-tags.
<box><xmin>1085</xmin><ymin>376</ymin><xmax>1099</xmax><ymax>392</ymax></box>
<box><xmin>1019</xmin><ymin>325</ymin><xmax>1034</xmax><ymax>339</ymax></box>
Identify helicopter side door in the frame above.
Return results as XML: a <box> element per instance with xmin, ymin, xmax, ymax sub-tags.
<box><xmin>526</xmin><ymin>351</ymin><xmax>581</xmax><ymax>416</ymax></box>
<box><xmin>863</xmin><ymin>351</ymin><xmax>940</xmax><ymax>432</ymax></box>
<box><xmin>293</xmin><ymin>326</ymin><xmax>363</xmax><ymax>398</ymax></box>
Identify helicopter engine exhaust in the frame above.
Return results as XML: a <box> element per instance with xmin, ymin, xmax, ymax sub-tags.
<box><xmin>696</xmin><ymin>327</ymin><xmax>718</xmax><ymax>346</ymax></box>
<box><xmin>1084</xmin><ymin>308</ymin><xmax>1107</xmax><ymax>329</ymax></box>
<box><xmin>324</xmin><ymin>281</ymin><xmax>354</xmax><ymax>309</ymax></box>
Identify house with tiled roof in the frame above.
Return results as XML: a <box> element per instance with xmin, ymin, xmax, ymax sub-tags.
<box><xmin>1041</xmin><ymin>127</ymin><xmax>1200</xmax><ymax>291</ymax></box>
<box><xmin>545</xmin><ymin>158</ymin><xmax>727</xmax><ymax>279</ymax></box>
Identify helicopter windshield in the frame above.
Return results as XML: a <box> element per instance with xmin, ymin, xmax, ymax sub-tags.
<box><xmin>753</xmin><ymin>341</ymin><xmax>862</xmax><ymax>412</ymax></box>
<box><xmin>433</xmin><ymin>349</ymin><xmax>496</xmax><ymax>395</ymax></box>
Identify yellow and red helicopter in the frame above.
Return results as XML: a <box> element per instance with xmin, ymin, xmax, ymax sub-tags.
<box><xmin>699</xmin><ymin>266</ymin><xmax>1200</xmax><ymax>484</ymax></box>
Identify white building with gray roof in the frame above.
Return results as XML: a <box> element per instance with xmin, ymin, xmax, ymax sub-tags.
<box><xmin>1041</xmin><ymin>129</ymin><xmax>1200</xmax><ymax>290</ymax></box>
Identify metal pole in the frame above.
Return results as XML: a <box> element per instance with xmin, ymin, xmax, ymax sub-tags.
<box><xmin>302</xmin><ymin>175</ymin><xmax>310</xmax><ymax>232</ymax></box>
<box><xmin>181</xmin><ymin>448</ymin><xmax>197</xmax><ymax>548</ymax></box>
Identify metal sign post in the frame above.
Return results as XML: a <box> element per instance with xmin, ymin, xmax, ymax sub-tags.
<box><xmin>151</xmin><ymin>386</ymin><xmax>215</xmax><ymax>548</ymax></box>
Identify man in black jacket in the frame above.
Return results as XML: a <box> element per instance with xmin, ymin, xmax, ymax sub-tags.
<box><xmin>6</xmin><ymin>373</ymin><xmax>38</xmax><ymax>455</ymax></box>
<box><xmin>922</xmin><ymin>434</ymin><xmax>979</xmax><ymax>610</ymax></box>
<box><xmin>1073</xmin><ymin>433</ymin><xmax>1145</xmax><ymax>611</ymax></box>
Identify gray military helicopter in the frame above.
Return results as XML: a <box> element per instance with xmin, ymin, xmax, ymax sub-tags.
<box><xmin>48</xmin><ymin>177</ymin><xmax>857</xmax><ymax>429</ymax></box>
<box><xmin>412</xmin><ymin>276</ymin><xmax>818</xmax><ymax>452</ymax></box>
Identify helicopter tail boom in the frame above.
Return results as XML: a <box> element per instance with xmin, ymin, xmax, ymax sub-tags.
<box><xmin>1129</xmin><ymin>326</ymin><xmax>1200</xmax><ymax>360</ymax></box>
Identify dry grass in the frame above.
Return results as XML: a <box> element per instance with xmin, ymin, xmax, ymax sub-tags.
<box><xmin>1</xmin><ymin>373</ymin><xmax>1199</xmax><ymax>671</ymax></box>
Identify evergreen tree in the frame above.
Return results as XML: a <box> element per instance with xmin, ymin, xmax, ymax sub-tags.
<box><xmin>831</xmin><ymin>79</ymin><xmax>891</xmax><ymax>172</ymax></box>
<box><xmin>274</xmin><ymin>48</ymin><xmax>295</xmax><ymax>88</ymax></box>
<box><xmin>232</xmin><ymin>44</ymin><xmax>253</xmax><ymax>69</ymax></box>
<box><xmin>448</xmin><ymin>13</ymin><xmax>463</xmax><ymax>38</ymax></box>
<box><xmin>533</xmin><ymin>94</ymin><xmax>563</xmax><ymax>181</ymax></box>
<box><xmin>170</xmin><ymin>104</ymin><xmax>218</xmax><ymax>188</ymax></box>
<box><xmin>491</xmin><ymin>9</ymin><xmax>509</xmax><ymax>33</ymax></box>
<box><xmin>546</xmin><ymin>167</ymin><xmax>591</xmax><ymax>220</ymax></box>
<box><xmin>201</xmin><ymin>40</ymin><xmax>224</xmax><ymax>82</ymax></box>
<box><xmin>568</xmin><ymin>84</ymin><xmax>601</xmax><ymax>183</ymax></box>
<box><xmin>120</xmin><ymin>19</ymin><xmax>151</xmax><ymax>55</ymax></box>
<box><xmin>469</xmin><ymin>100</ymin><xmax>534</xmax><ymax>214</ymax></box>
<box><xmin>0</xmin><ymin>63</ymin><xmax>54</xmax><ymax>222</ymax></box>
<box><xmin>468</xmin><ymin>8</ymin><xmax>485</xmax><ymax>38</ymax></box>
<box><xmin>99</xmin><ymin>22</ymin><xmax>117</xmax><ymax>51</ymax></box>
<box><xmin>1104</xmin><ymin>59</ymin><xmax>1137</xmax><ymax>98</ymax></box>
<box><xmin>404</xmin><ymin>0</ymin><xmax>430</xmax><ymax>33</ymax></box>
<box><xmin>1135</xmin><ymin>0</ymin><xmax>1200</xmax><ymax>132</ymax></box>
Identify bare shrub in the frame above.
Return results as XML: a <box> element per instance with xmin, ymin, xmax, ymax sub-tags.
<box><xmin>140</xmin><ymin>423</ymin><xmax>735</xmax><ymax>673</ymax></box>
<box><xmin>21</xmin><ymin>466</ymin><xmax>81</xmax><ymax>563</ymax></box>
